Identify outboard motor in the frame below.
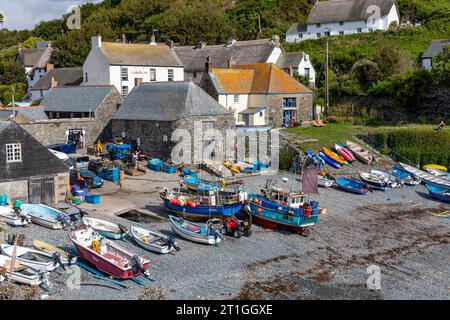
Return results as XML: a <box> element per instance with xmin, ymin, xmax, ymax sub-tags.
<box><xmin>131</xmin><ymin>255</ymin><xmax>146</xmax><ymax>275</ymax></box>
<box><xmin>39</xmin><ymin>270</ymin><xmax>52</xmax><ymax>288</ymax></box>
<box><xmin>52</xmin><ymin>252</ymin><xmax>66</xmax><ymax>270</ymax></box>
<box><xmin>162</xmin><ymin>236</ymin><xmax>180</xmax><ymax>251</ymax></box>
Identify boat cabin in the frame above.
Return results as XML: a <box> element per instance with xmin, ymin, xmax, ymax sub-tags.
<box><xmin>265</xmin><ymin>187</ymin><xmax>306</xmax><ymax>208</ymax></box>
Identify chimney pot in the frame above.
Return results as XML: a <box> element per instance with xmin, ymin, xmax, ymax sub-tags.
<box><xmin>205</xmin><ymin>56</ymin><xmax>213</xmax><ymax>73</ymax></box>
<box><xmin>46</xmin><ymin>63</ymin><xmax>54</xmax><ymax>72</ymax></box>
<box><xmin>272</xmin><ymin>35</ymin><xmax>281</xmax><ymax>48</ymax></box>
<box><xmin>50</xmin><ymin>77</ymin><xmax>58</xmax><ymax>88</ymax></box>
<box><xmin>167</xmin><ymin>40</ymin><xmax>175</xmax><ymax>50</ymax></box>
<box><xmin>288</xmin><ymin>65</ymin><xmax>293</xmax><ymax>77</ymax></box>
<box><xmin>122</xmin><ymin>33</ymin><xmax>127</xmax><ymax>44</ymax></box>
<box><xmin>150</xmin><ymin>34</ymin><xmax>156</xmax><ymax>45</ymax></box>
<box><xmin>92</xmin><ymin>35</ymin><xmax>102</xmax><ymax>48</ymax></box>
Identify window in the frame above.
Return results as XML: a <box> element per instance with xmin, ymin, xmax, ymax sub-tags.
<box><xmin>259</xmin><ymin>111</ymin><xmax>263</xmax><ymax>117</ymax></box>
<box><xmin>85</xmin><ymin>72</ymin><xmax>88</xmax><ymax>82</ymax></box>
<box><xmin>304</xmin><ymin>68</ymin><xmax>310</xmax><ymax>77</ymax></box>
<box><xmin>234</xmin><ymin>94</ymin><xmax>239</xmax><ymax>103</ymax></box>
<box><xmin>339</xmin><ymin>21</ymin><xmax>344</xmax><ymax>26</ymax></box>
<box><xmin>298</xmin><ymin>33</ymin><xmax>303</xmax><ymax>39</ymax></box>
<box><xmin>324</xmin><ymin>31</ymin><xmax>330</xmax><ymax>36</ymax></box>
<box><xmin>121</xmin><ymin>67</ymin><xmax>128</xmax><ymax>81</ymax></box>
<box><xmin>30</xmin><ymin>75</ymin><xmax>34</xmax><ymax>81</ymax></box>
<box><xmin>357</xmin><ymin>28</ymin><xmax>362</xmax><ymax>33</ymax></box>
<box><xmin>339</xmin><ymin>31</ymin><xmax>344</xmax><ymax>35</ymax></box>
<box><xmin>283</xmin><ymin>98</ymin><xmax>297</xmax><ymax>108</ymax></box>
<box><xmin>316</xmin><ymin>23</ymin><xmax>321</xmax><ymax>28</ymax></box>
<box><xmin>168</xmin><ymin>69</ymin><xmax>174</xmax><ymax>81</ymax></box>
<box><xmin>193</xmin><ymin>72</ymin><xmax>197</xmax><ymax>79</ymax></box>
<box><xmin>6</xmin><ymin>144</ymin><xmax>22</xmax><ymax>163</ymax></box>
<box><xmin>316</xmin><ymin>33</ymin><xmax>321</xmax><ymax>38</ymax></box>
<box><xmin>150</xmin><ymin>68</ymin><xmax>156</xmax><ymax>81</ymax></box>
<box><xmin>122</xmin><ymin>86</ymin><xmax>128</xmax><ymax>98</ymax></box>
<box><xmin>368</xmin><ymin>28</ymin><xmax>373</xmax><ymax>32</ymax></box>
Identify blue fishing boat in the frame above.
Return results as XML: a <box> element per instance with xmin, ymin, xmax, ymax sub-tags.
<box><xmin>306</xmin><ymin>150</ymin><xmax>325</xmax><ymax>167</ymax></box>
<box><xmin>19</xmin><ymin>204</ymin><xmax>73</xmax><ymax>229</ymax></box>
<box><xmin>244</xmin><ymin>179</ymin><xmax>319</xmax><ymax>236</ymax></box>
<box><xmin>391</xmin><ymin>166</ymin><xmax>422</xmax><ymax>185</ymax></box>
<box><xmin>319</xmin><ymin>152</ymin><xmax>341</xmax><ymax>169</ymax></box>
<box><xmin>181</xmin><ymin>168</ymin><xmax>198</xmax><ymax>177</ymax></box>
<box><xmin>182</xmin><ymin>175</ymin><xmax>222</xmax><ymax>192</ymax></box>
<box><xmin>426</xmin><ymin>184</ymin><xmax>450</xmax><ymax>203</ymax></box>
<box><xmin>335</xmin><ymin>178</ymin><xmax>369</xmax><ymax>194</ymax></box>
<box><xmin>169</xmin><ymin>216</ymin><xmax>223</xmax><ymax>245</ymax></box>
<box><xmin>161</xmin><ymin>190</ymin><xmax>244</xmax><ymax>219</ymax></box>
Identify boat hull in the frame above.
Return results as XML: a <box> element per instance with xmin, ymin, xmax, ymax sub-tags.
<box><xmin>162</xmin><ymin>197</ymin><xmax>242</xmax><ymax>219</ymax></box>
<box><xmin>426</xmin><ymin>184</ymin><xmax>450</xmax><ymax>203</ymax></box>
<box><xmin>169</xmin><ymin>216</ymin><xmax>219</xmax><ymax>245</ymax></box>
<box><xmin>130</xmin><ymin>227</ymin><xmax>172</xmax><ymax>254</ymax></box>
<box><xmin>335</xmin><ymin>178</ymin><xmax>369</xmax><ymax>194</ymax></box>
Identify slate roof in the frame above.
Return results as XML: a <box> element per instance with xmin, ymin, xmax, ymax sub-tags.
<box><xmin>31</xmin><ymin>67</ymin><xmax>83</xmax><ymax>91</ymax></box>
<box><xmin>99</xmin><ymin>42</ymin><xmax>183</xmax><ymax>67</ymax></box>
<box><xmin>42</xmin><ymin>85</ymin><xmax>117</xmax><ymax>113</ymax></box>
<box><xmin>307</xmin><ymin>0</ymin><xmax>396</xmax><ymax>24</ymax></box>
<box><xmin>276</xmin><ymin>52</ymin><xmax>306</xmax><ymax>69</ymax></box>
<box><xmin>0</xmin><ymin>106</ymin><xmax>48</xmax><ymax>122</ymax></box>
<box><xmin>0</xmin><ymin>121</ymin><xmax>11</xmax><ymax>133</ymax></box>
<box><xmin>207</xmin><ymin>63</ymin><xmax>312</xmax><ymax>94</ymax></box>
<box><xmin>174</xmin><ymin>38</ymin><xmax>282</xmax><ymax>73</ymax></box>
<box><xmin>422</xmin><ymin>39</ymin><xmax>450</xmax><ymax>59</ymax></box>
<box><xmin>286</xmin><ymin>23</ymin><xmax>307</xmax><ymax>35</ymax></box>
<box><xmin>112</xmin><ymin>81</ymin><xmax>231</xmax><ymax>121</ymax></box>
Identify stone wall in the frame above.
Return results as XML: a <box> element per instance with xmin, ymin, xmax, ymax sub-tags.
<box><xmin>266</xmin><ymin>93</ymin><xmax>314</xmax><ymax>127</ymax></box>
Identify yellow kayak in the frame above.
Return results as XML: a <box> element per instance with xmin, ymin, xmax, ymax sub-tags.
<box><xmin>423</xmin><ymin>164</ymin><xmax>448</xmax><ymax>172</ymax></box>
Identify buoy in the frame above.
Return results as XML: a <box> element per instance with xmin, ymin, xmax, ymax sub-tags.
<box><xmin>257</xmin><ymin>208</ymin><xmax>263</xmax><ymax>213</ymax></box>
<box><xmin>187</xmin><ymin>200</ymin><xmax>193</xmax><ymax>206</ymax></box>
<box><xmin>191</xmin><ymin>203</ymin><xmax>197</xmax><ymax>208</ymax></box>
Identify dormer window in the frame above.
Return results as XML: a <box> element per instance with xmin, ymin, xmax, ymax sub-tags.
<box><xmin>316</xmin><ymin>23</ymin><xmax>321</xmax><ymax>28</ymax></box>
<box><xmin>6</xmin><ymin>143</ymin><xmax>22</xmax><ymax>163</ymax></box>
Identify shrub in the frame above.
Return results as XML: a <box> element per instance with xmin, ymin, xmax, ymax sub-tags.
<box><xmin>279</xmin><ymin>147</ymin><xmax>296</xmax><ymax>171</ymax></box>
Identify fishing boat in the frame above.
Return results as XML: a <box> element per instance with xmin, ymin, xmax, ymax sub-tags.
<box><xmin>318</xmin><ymin>175</ymin><xmax>334</xmax><ymax>187</ymax></box>
<box><xmin>32</xmin><ymin>240</ymin><xmax>77</xmax><ymax>265</ymax></box>
<box><xmin>319</xmin><ymin>152</ymin><xmax>342</xmax><ymax>169</ymax></box>
<box><xmin>359</xmin><ymin>172</ymin><xmax>389</xmax><ymax>190</ymax></box>
<box><xmin>169</xmin><ymin>215</ymin><xmax>223</xmax><ymax>245</ymax></box>
<box><xmin>161</xmin><ymin>189</ymin><xmax>244</xmax><ymax>219</ymax></box>
<box><xmin>0</xmin><ymin>255</ymin><xmax>50</xmax><ymax>286</ymax></box>
<box><xmin>82</xmin><ymin>217</ymin><xmax>128</xmax><ymax>240</ymax></box>
<box><xmin>345</xmin><ymin>141</ymin><xmax>375</xmax><ymax>165</ymax></box>
<box><xmin>181</xmin><ymin>175</ymin><xmax>222</xmax><ymax>192</ymax></box>
<box><xmin>334</xmin><ymin>144</ymin><xmax>356</xmax><ymax>162</ymax></box>
<box><xmin>0</xmin><ymin>206</ymin><xmax>31</xmax><ymax>226</ymax></box>
<box><xmin>426</xmin><ymin>184</ymin><xmax>450</xmax><ymax>203</ymax></box>
<box><xmin>391</xmin><ymin>166</ymin><xmax>422</xmax><ymax>186</ymax></box>
<box><xmin>19</xmin><ymin>204</ymin><xmax>72</xmax><ymax>229</ymax></box>
<box><xmin>425</xmin><ymin>168</ymin><xmax>450</xmax><ymax>180</ymax></box>
<box><xmin>0</xmin><ymin>243</ymin><xmax>60</xmax><ymax>272</ymax></box>
<box><xmin>370</xmin><ymin>169</ymin><xmax>402</xmax><ymax>188</ymax></box>
<box><xmin>244</xmin><ymin>178</ymin><xmax>319</xmax><ymax>236</ymax></box>
<box><xmin>399</xmin><ymin>162</ymin><xmax>450</xmax><ymax>188</ymax></box>
<box><xmin>306</xmin><ymin>150</ymin><xmax>325</xmax><ymax>167</ymax></box>
<box><xmin>321</xmin><ymin>147</ymin><xmax>348</xmax><ymax>165</ymax></box>
<box><xmin>130</xmin><ymin>226</ymin><xmax>180</xmax><ymax>254</ymax></box>
<box><xmin>69</xmin><ymin>226</ymin><xmax>150</xmax><ymax>279</ymax></box>
<box><xmin>335</xmin><ymin>178</ymin><xmax>369</xmax><ymax>194</ymax></box>
<box><xmin>423</xmin><ymin>164</ymin><xmax>447</xmax><ymax>172</ymax></box>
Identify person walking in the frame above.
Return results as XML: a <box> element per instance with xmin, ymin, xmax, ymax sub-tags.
<box><xmin>437</xmin><ymin>120</ymin><xmax>445</xmax><ymax>131</ymax></box>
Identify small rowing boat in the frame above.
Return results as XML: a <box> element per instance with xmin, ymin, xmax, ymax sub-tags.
<box><xmin>360</xmin><ymin>172</ymin><xmax>389</xmax><ymax>190</ymax></box>
<box><xmin>399</xmin><ymin>162</ymin><xmax>450</xmax><ymax>188</ymax></box>
<box><xmin>345</xmin><ymin>141</ymin><xmax>375</xmax><ymax>165</ymax></box>
<box><xmin>425</xmin><ymin>168</ymin><xmax>450</xmax><ymax>181</ymax></box>
<box><xmin>82</xmin><ymin>217</ymin><xmax>128</xmax><ymax>240</ymax></box>
<box><xmin>169</xmin><ymin>215</ymin><xmax>223</xmax><ymax>245</ymax></box>
<box><xmin>19</xmin><ymin>204</ymin><xmax>72</xmax><ymax>229</ymax></box>
<box><xmin>391</xmin><ymin>166</ymin><xmax>422</xmax><ymax>185</ymax></box>
<box><xmin>32</xmin><ymin>240</ymin><xmax>77</xmax><ymax>265</ymax></box>
<box><xmin>0</xmin><ymin>206</ymin><xmax>30</xmax><ymax>226</ymax></box>
<box><xmin>426</xmin><ymin>184</ymin><xmax>450</xmax><ymax>203</ymax></box>
<box><xmin>0</xmin><ymin>255</ymin><xmax>50</xmax><ymax>286</ymax></box>
<box><xmin>69</xmin><ymin>226</ymin><xmax>150</xmax><ymax>279</ymax></box>
<box><xmin>370</xmin><ymin>169</ymin><xmax>402</xmax><ymax>188</ymax></box>
<box><xmin>335</xmin><ymin>178</ymin><xmax>369</xmax><ymax>195</ymax></box>
<box><xmin>0</xmin><ymin>243</ymin><xmax>60</xmax><ymax>272</ymax></box>
<box><xmin>130</xmin><ymin>226</ymin><xmax>180</xmax><ymax>254</ymax></box>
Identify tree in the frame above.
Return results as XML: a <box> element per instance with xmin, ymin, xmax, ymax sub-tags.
<box><xmin>351</xmin><ymin>59</ymin><xmax>381</xmax><ymax>86</ymax></box>
<box><xmin>21</xmin><ymin>36</ymin><xmax>44</xmax><ymax>48</ymax></box>
<box><xmin>432</xmin><ymin>44</ymin><xmax>450</xmax><ymax>86</ymax></box>
<box><xmin>0</xmin><ymin>62</ymin><xmax>26</xmax><ymax>85</ymax></box>
<box><xmin>0</xmin><ymin>12</ymin><xmax>4</xmax><ymax>28</ymax></box>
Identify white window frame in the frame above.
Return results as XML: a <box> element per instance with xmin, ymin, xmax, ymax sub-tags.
<box><xmin>168</xmin><ymin>69</ymin><xmax>174</xmax><ymax>81</ymax></box>
<box><xmin>150</xmin><ymin>68</ymin><xmax>156</xmax><ymax>81</ymax></box>
<box><xmin>6</xmin><ymin>143</ymin><xmax>22</xmax><ymax>163</ymax></box>
<box><xmin>121</xmin><ymin>67</ymin><xmax>128</xmax><ymax>81</ymax></box>
<box><xmin>234</xmin><ymin>94</ymin><xmax>240</xmax><ymax>103</ymax></box>
<box><xmin>122</xmin><ymin>86</ymin><xmax>129</xmax><ymax>98</ymax></box>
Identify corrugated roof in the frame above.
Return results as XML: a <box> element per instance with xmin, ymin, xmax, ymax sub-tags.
<box><xmin>276</xmin><ymin>52</ymin><xmax>305</xmax><ymax>69</ymax></box>
<box><xmin>42</xmin><ymin>85</ymin><xmax>117</xmax><ymax>113</ymax></box>
<box><xmin>100</xmin><ymin>42</ymin><xmax>183</xmax><ymax>67</ymax></box>
<box><xmin>208</xmin><ymin>63</ymin><xmax>312</xmax><ymax>94</ymax></box>
<box><xmin>422</xmin><ymin>39</ymin><xmax>450</xmax><ymax>59</ymax></box>
<box><xmin>32</xmin><ymin>67</ymin><xmax>83</xmax><ymax>91</ymax></box>
<box><xmin>113</xmin><ymin>81</ymin><xmax>231</xmax><ymax>121</ymax></box>
<box><xmin>174</xmin><ymin>38</ymin><xmax>282</xmax><ymax>73</ymax></box>
<box><xmin>307</xmin><ymin>0</ymin><xmax>396</xmax><ymax>24</ymax></box>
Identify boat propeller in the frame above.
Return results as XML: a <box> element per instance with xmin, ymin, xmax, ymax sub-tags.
<box><xmin>162</xmin><ymin>237</ymin><xmax>180</xmax><ymax>251</ymax></box>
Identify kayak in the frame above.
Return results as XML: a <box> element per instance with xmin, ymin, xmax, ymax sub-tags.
<box><xmin>321</xmin><ymin>147</ymin><xmax>348</xmax><ymax>165</ymax></box>
<box><xmin>319</xmin><ymin>152</ymin><xmax>341</xmax><ymax>169</ymax></box>
<box><xmin>423</xmin><ymin>164</ymin><xmax>447</xmax><ymax>172</ymax></box>
<box><xmin>306</xmin><ymin>150</ymin><xmax>325</xmax><ymax>167</ymax></box>
<box><xmin>335</xmin><ymin>144</ymin><xmax>356</xmax><ymax>162</ymax></box>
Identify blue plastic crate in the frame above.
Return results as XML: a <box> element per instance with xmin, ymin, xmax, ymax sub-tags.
<box><xmin>85</xmin><ymin>194</ymin><xmax>100</xmax><ymax>204</ymax></box>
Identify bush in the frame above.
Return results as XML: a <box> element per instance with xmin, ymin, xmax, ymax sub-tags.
<box><xmin>279</xmin><ymin>147</ymin><xmax>296</xmax><ymax>171</ymax></box>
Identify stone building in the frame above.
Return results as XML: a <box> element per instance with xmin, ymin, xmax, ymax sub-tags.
<box><xmin>200</xmin><ymin>63</ymin><xmax>314</xmax><ymax>128</ymax></box>
<box><xmin>22</xmin><ymin>85</ymin><xmax>123</xmax><ymax>147</ymax></box>
<box><xmin>0</xmin><ymin>121</ymin><xmax>69</xmax><ymax>204</ymax></box>
<box><xmin>111</xmin><ymin>81</ymin><xmax>235</xmax><ymax>161</ymax></box>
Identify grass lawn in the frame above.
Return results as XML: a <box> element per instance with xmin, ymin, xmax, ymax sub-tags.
<box><xmin>285</xmin><ymin>122</ymin><xmax>450</xmax><ymax>151</ymax></box>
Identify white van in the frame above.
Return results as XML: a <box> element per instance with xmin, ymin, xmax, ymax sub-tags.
<box><xmin>48</xmin><ymin>149</ymin><xmax>74</xmax><ymax>170</ymax></box>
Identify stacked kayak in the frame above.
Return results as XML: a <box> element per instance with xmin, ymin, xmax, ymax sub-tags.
<box><xmin>319</xmin><ymin>152</ymin><xmax>341</xmax><ymax>169</ymax></box>
<box><xmin>334</xmin><ymin>144</ymin><xmax>356</xmax><ymax>162</ymax></box>
<box><xmin>322</xmin><ymin>147</ymin><xmax>348</xmax><ymax>165</ymax></box>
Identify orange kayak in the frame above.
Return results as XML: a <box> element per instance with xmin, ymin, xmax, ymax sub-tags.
<box><xmin>322</xmin><ymin>147</ymin><xmax>349</xmax><ymax>165</ymax></box>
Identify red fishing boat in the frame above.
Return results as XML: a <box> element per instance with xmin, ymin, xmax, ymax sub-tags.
<box><xmin>69</xmin><ymin>226</ymin><xmax>150</xmax><ymax>279</ymax></box>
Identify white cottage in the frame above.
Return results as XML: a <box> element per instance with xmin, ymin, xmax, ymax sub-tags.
<box><xmin>83</xmin><ymin>36</ymin><xmax>184</xmax><ymax>98</ymax></box>
<box><xmin>286</xmin><ymin>0</ymin><xmax>400</xmax><ymax>42</ymax></box>
<box><xmin>276</xmin><ymin>52</ymin><xmax>316</xmax><ymax>87</ymax></box>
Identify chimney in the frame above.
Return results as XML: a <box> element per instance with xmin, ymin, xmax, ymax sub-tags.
<box><xmin>122</xmin><ymin>33</ymin><xmax>127</xmax><ymax>44</ymax></box>
<box><xmin>50</xmin><ymin>77</ymin><xmax>58</xmax><ymax>88</ymax></box>
<box><xmin>166</xmin><ymin>40</ymin><xmax>174</xmax><ymax>50</ymax></box>
<box><xmin>205</xmin><ymin>56</ymin><xmax>213</xmax><ymax>73</ymax></box>
<box><xmin>288</xmin><ymin>65</ymin><xmax>293</xmax><ymax>77</ymax></box>
<box><xmin>196</xmin><ymin>42</ymin><xmax>206</xmax><ymax>49</ymax></box>
<box><xmin>272</xmin><ymin>35</ymin><xmax>281</xmax><ymax>48</ymax></box>
<box><xmin>92</xmin><ymin>35</ymin><xmax>102</xmax><ymax>48</ymax></box>
<box><xmin>227</xmin><ymin>56</ymin><xmax>234</xmax><ymax>68</ymax></box>
<box><xmin>46</xmin><ymin>63</ymin><xmax>54</xmax><ymax>72</ymax></box>
<box><xmin>150</xmin><ymin>34</ymin><xmax>156</xmax><ymax>45</ymax></box>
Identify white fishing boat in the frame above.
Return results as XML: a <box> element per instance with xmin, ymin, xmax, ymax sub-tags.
<box><xmin>318</xmin><ymin>175</ymin><xmax>334</xmax><ymax>187</ymax></box>
<box><xmin>130</xmin><ymin>226</ymin><xmax>180</xmax><ymax>254</ymax></box>
<box><xmin>169</xmin><ymin>216</ymin><xmax>223</xmax><ymax>245</ymax></box>
<box><xmin>0</xmin><ymin>206</ymin><xmax>30</xmax><ymax>226</ymax></box>
<box><xmin>0</xmin><ymin>243</ymin><xmax>60</xmax><ymax>272</ymax></box>
<box><xmin>426</xmin><ymin>168</ymin><xmax>450</xmax><ymax>181</ymax></box>
<box><xmin>19</xmin><ymin>204</ymin><xmax>72</xmax><ymax>229</ymax></box>
<box><xmin>399</xmin><ymin>162</ymin><xmax>450</xmax><ymax>187</ymax></box>
<box><xmin>370</xmin><ymin>169</ymin><xmax>402</xmax><ymax>188</ymax></box>
<box><xmin>82</xmin><ymin>217</ymin><xmax>128</xmax><ymax>240</ymax></box>
<box><xmin>0</xmin><ymin>255</ymin><xmax>49</xmax><ymax>286</ymax></box>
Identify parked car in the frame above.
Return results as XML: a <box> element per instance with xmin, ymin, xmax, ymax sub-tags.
<box><xmin>68</xmin><ymin>154</ymin><xmax>90</xmax><ymax>169</ymax></box>
<box><xmin>70</xmin><ymin>169</ymin><xmax>103</xmax><ymax>188</ymax></box>
<box><xmin>48</xmin><ymin>149</ymin><xmax>74</xmax><ymax>170</ymax></box>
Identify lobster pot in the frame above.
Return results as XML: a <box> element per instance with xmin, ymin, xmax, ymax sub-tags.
<box><xmin>99</xmin><ymin>168</ymin><xmax>120</xmax><ymax>183</ymax></box>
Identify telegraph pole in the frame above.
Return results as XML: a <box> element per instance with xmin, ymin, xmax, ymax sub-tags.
<box><xmin>325</xmin><ymin>40</ymin><xmax>329</xmax><ymax>117</ymax></box>
<box><xmin>11</xmin><ymin>87</ymin><xmax>15</xmax><ymax>121</ymax></box>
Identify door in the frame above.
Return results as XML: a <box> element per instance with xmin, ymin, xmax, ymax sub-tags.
<box><xmin>28</xmin><ymin>179</ymin><xmax>42</xmax><ymax>204</ymax></box>
<box><xmin>283</xmin><ymin>110</ymin><xmax>297</xmax><ymax>127</ymax></box>
<box><xmin>42</xmin><ymin>178</ymin><xmax>55</xmax><ymax>205</ymax></box>
<box><xmin>28</xmin><ymin>178</ymin><xmax>55</xmax><ymax>204</ymax></box>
